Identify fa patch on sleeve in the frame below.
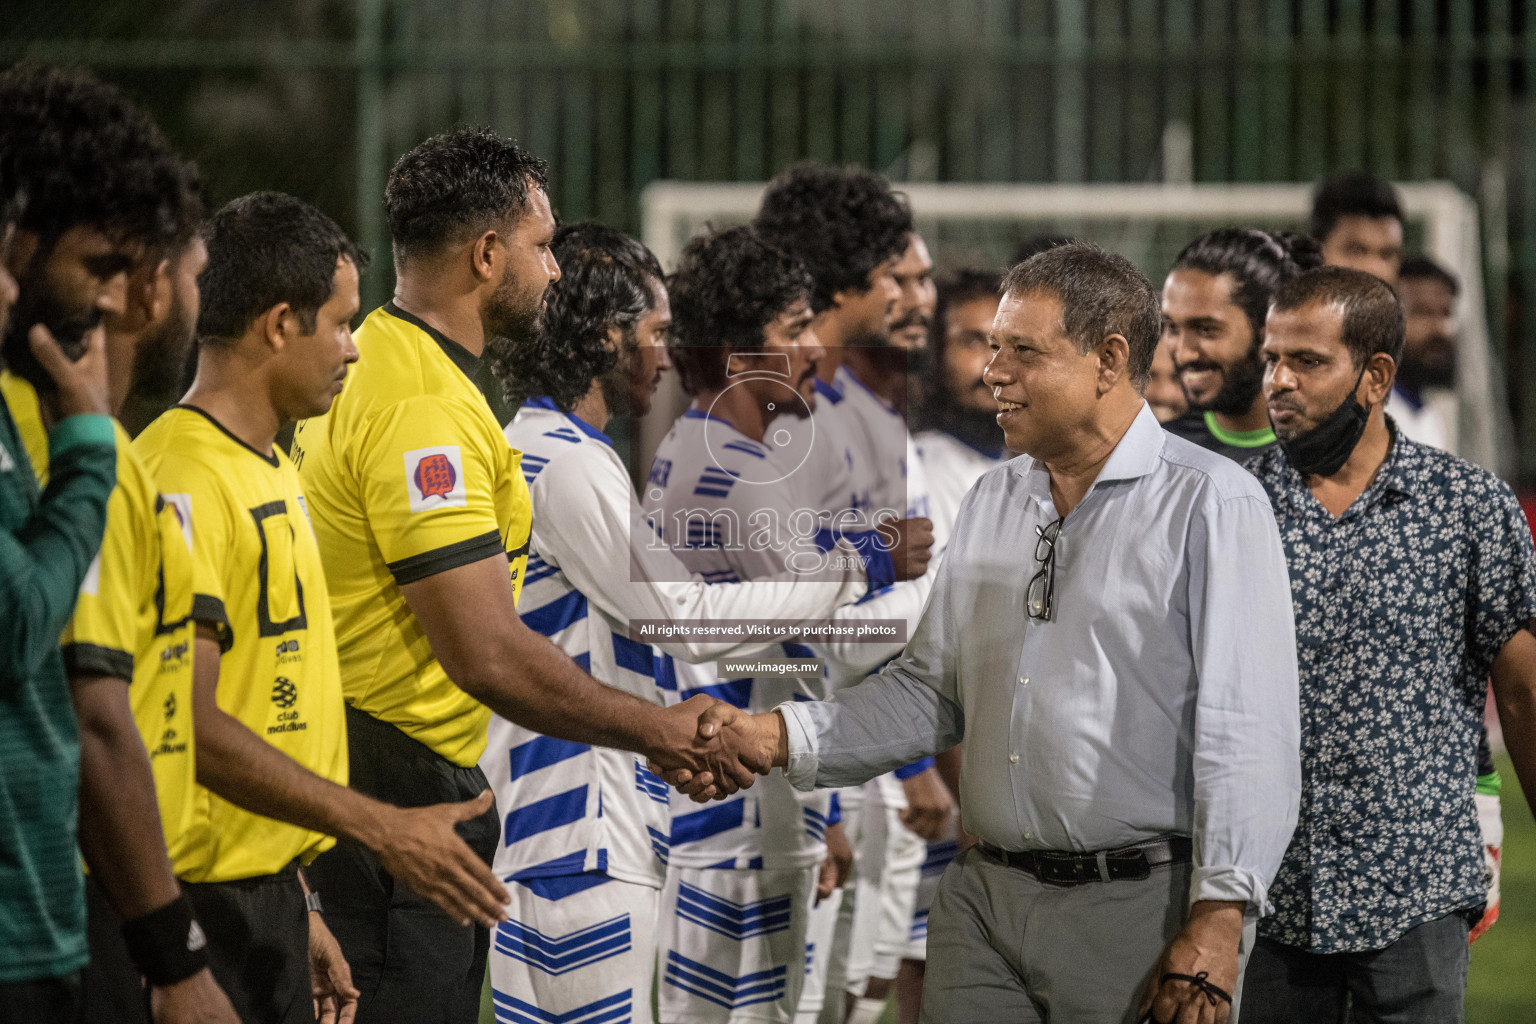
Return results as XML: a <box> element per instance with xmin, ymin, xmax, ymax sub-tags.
<box><xmin>404</xmin><ymin>446</ymin><xmax>467</xmax><ymax>512</ymax></box>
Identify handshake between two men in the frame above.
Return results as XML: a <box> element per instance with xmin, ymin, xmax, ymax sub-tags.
<box><xmin>645</xmin><ymin>700</ymin><xmax>787</xmax><ymax>801</ymax></box>
<box><xmin>640</xmin><ymin>510</ymin><xmax>936</xmax><ymax>801</ymax></box>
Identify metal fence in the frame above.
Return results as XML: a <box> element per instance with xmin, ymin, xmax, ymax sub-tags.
<box><xmin>6</xmin><ymin>0</ymin><xmax>1536</xmax><ymax>477</ymax></box>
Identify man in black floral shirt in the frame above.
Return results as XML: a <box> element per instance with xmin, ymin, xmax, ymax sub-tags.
<box><xmin>1241</xmin><ymin>265</ymin><xmax>1536</xmax><ymax>1022</ymax></box>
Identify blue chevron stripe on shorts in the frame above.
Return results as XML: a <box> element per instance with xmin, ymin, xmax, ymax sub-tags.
<box><xmin>490</xmin><ymin>987</ymin><xmax>632</xmax><ymax>1024</ymax></box>
<box><xmin>676</xmin><ymin>881</ymin><xmax>793</xmax><ymax>940</ymax></box>
<box><xmin>662</xmin><ymin>952</ymin><xmax>787</xmax><ymax>1010</ymax></box>
<box><xmin>494</xmin><ymin>912</ymin><xmax>631</xmax><ymax>976</ymax></box>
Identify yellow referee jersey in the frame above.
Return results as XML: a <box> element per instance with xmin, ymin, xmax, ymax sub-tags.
<box><xmin>0</xmin><ymin>374</ymin><xmax>201</xmax><ymax>875</ymax></box>
<box><xmin>292</xmin><ymin>302</ymin><xmax>533</xmax><ymax>767</ymax></box>
<box><xmin>135</xmin><ymin>405</ymin><xmax>348</xmax><ymax>883</ymax></box>
<box><xmin>0</xmin><ymin>371</ymin><xmax>49</xmax><ymax>484</ymax></box>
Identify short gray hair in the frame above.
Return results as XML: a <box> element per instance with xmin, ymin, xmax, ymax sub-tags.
<box><xmin>1000</xmin><ymin>241</ymin><xmax>1161</xmax><ymax>388</ymax></box>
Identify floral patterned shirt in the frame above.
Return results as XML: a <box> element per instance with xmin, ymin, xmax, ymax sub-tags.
<box><xmin>1246</xmin><ymin>427</ymin><xmax>1536</xmax><ymax>954</ymax></box>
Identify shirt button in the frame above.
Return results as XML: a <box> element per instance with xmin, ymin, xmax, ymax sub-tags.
<box><xmin>1008</xmin><ymin>753</ymin><xmax>1019</xmax><ymax>764</ymax></box>
<box><xmin>1024</xmin><ymin>831</ymin><xmax>1032</xmax><ymax>841</ymax></box>
<box><xmin>1017</xmin><ymin>676</ymin><xmax>1029</xmax><ymax>686</ymax></box>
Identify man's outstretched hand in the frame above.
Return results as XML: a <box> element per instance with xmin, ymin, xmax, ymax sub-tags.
<box><xmin>373</xmin><ymin>790</ymin><xmax>511</xmax><ymax>929</ymax></box>
<box><xmin>648</xmin><ymin>702</ymin><xmax>786</xmax><ymax>801</ymax></box>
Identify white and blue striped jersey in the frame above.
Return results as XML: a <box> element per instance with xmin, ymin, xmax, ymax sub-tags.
<box><xmin>482</xmin><ymin>400</ymin><xmax>866</xmax><ymax>889</ymax></box>
<box><xmin>772</xmin><ymin>365</ymin><xmax>943</xmax><ymax>819</ymax></box>
<box><xmin>807</xmin><ymin>366</ymin><xmax>939</xmax><ymax>686</ymax></box>
<box><xmin>644</xmin><ymin>408</ymin><xmax>838</xmax><ymax>870</ymax></box>
<box><xmin>913</xmin><ymin>429</ymin><xmax>1008</xmax><ymax>546</ymax></box>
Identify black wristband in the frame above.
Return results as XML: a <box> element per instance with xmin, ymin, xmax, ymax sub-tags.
<box><xmin>121</xmin><ymin>895</ymin><xmax>209</xmax><ymax>986</ymax></box>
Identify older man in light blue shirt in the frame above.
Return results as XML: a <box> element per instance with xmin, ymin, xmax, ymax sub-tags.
<box><xmin>664</xmin><ymin>242</ymin><xmax>1301</xmax><ymax>1024</ymax></box>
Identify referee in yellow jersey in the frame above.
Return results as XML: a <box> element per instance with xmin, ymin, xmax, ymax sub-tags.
<box><xmin>137</xmin><ymin>192</ymin><xmax>512</xmax><ymax>1024</ymax></box>
<box><xmin>294</xmin><ymin>129</ymin><xmax>756</xmax><ymax>1022</ymax></box>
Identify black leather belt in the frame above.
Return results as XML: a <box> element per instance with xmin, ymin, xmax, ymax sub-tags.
<box><xmin>980</xmin><ymin>836</ymin><xmax>1192</xmax><ymax>886</ymax></box>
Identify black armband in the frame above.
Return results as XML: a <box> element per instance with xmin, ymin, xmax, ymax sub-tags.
<box><xmin>121</xmin><ymin>895</ymin><xmax>209</xmax><ymax>986</ymax></box>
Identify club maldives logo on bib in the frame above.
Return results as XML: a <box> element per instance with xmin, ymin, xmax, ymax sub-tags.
<box><xmin>404</xmin><ymin>446</ymin><xmax>467</xmax><ymax>512</ymax></box>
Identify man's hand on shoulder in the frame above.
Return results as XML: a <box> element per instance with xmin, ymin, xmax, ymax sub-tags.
<box><xmin>1138</xmin><ymin>900</ymin><xmax>1244</xmax><ymax>1024</ymax></box>
<box><xmin>647</xmin><ymin>698</ymin><xmax>783</xmax><ymax>801</ymax></box>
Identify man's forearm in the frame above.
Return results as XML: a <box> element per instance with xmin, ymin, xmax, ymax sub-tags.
<box><xmin>73</xmin><ymin>674</ymin><xmax>182</xmax><ymax>918</ymax></box>
<box><xmin>462</xmin><ymin>625</ymin><xmax>675</xmax><ymax>760</ymax></box>
<box><xmin>1491</xmin><ymin>628</ymin><xmax>1536</xmax><ymax>822</ymax></box>
<box><xmin>194</xmin><ymin>703</ymin><xmax>391</xmax><ymax>853</ymax></box>
<box><xmin>779</xmin><ymin>669</ymin><xmax>963</xmax><ymax>790</ymax></box>
<box><xmin>1495</xmin><ymin>673</ymin><xmax>1536</xmax><ymax>822</ymax></box>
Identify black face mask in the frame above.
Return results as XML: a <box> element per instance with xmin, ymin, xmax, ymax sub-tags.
<box><xmin>1276</xmin><ymin>360</ymin><xmax>1370</xmax><ymax>478</ymax></box>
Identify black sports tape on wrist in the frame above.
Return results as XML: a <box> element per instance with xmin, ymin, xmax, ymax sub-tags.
<box><xmin>121</xmin><ymin>895</ymin><xmax>209</xmax><ymax>986</ymax></box>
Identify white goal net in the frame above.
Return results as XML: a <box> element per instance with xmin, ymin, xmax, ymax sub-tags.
<box><xmin>640</xmin><ymin>180</ymin><xmax>1509</xmax><ymax>477</ymax></box>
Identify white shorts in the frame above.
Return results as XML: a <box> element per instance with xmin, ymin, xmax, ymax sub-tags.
<box><xmin>489</xmin><ymin>873</ymin><xmax>659</xmax><ymax>1024</ymax></box>
<box><xmin>903</xmin><ymin>810</ymin><xmax>961</xmax><ymax>961</ymax></box>
<box><xmin>795</xmin><ymin>885</ymin><xmax>844</xmax><ymax>1023</ymax></box>
<box><xmin>659</xmin><ymin>864</ymin><xmax>818</xmax><ymax>1024</ymax></box>
<box><xmin>843</xmin><ymin>786</ymin><xmax>923</xmax><ymax>992</ymax></box>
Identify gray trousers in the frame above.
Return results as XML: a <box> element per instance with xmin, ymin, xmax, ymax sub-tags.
<box><xmin>921</xmin><ymin>846</ymin><xmax>1255</xmax><ymax>1024</ymax></box>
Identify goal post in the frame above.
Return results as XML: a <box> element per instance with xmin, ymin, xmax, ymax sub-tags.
<box><xmin>640</xmin><ymin>180</ymin><xmax>1509</xmax><ymax>478</ymax></box>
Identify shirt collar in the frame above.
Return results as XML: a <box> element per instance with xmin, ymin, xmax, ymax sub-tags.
<box><xmin>835</xmin><ymin>364</ymin><xmax>900</xmax><ymax>416</ymax></box>
<box><xmin>382</xmin><ymin>301</ymin><xmax>482</xmax><ymax>381</ymax></box>
<box><xmin>1014</xmin><ymin>401</ymin><xmax>1166</xmax><ymax>505</ymax></box>
<box><xmin>1272</xmin><ymin>417</ymin><xmax>1418</xmax><ymax>516</ymax></box>
<box><xmin>813</xmin><ymin>377</ymin><xmax>844</xmax><ymax>405</ymax></box>
<box><xmin>523</xmin><ymin>395</ymin><xmax>614</xmax><ymax>448</ymax></box>
<box><xmin>1371</xmin><ymin>419</ymin><xmax>1420</xmax><ymax>500</ymax></box>
<box><xmin>1095</xmin><ymin>403</ymin><xmax>1167</xmax><ymax>485</ymax></box>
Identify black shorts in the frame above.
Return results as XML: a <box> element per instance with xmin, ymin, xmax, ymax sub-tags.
<box><xmin>182</xmin><ymin>861</ymin><xmax>310</xmax><ymax>1024</ymax></box>
<box><xmin>0</xmin><ymin>970</ymin><xmax>83</xmax><ymax>1024</ymax></box>
<box><xmin>304</xmin><ymin>704</ymin><xmax>500</xmax><ymax>1024</ymax></box>
<box><xmin>81</xmin><ymin>874</ymin><xmax>150</xmax><ymax>1023</ymax></box>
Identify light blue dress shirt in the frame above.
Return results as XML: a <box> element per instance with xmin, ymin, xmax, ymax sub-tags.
<box><xmin>778</xmin><ymin>403</ymin><xmax>1302</xmax><ymax>913</ymax></box>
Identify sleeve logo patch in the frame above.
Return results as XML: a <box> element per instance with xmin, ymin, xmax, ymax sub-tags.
<box><xmin>163</xmin><ymin>493</ymin><xmax>194</xmax><ymax>551</ymax></box>
<box><xmin>404</xmin><ymin>446</ymin><xmax>467</xmax><ymax>512</ymax></box>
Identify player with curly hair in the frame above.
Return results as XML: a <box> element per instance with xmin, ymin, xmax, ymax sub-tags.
<box><xmin>0</xmin><ymin>65</ymin><xmax>202</xmax><ymax>395</ymax></box>
<box><xmin>753</xmin><ymin>167</ymin><xmax>947</xmax><ymax>1024</ymax></box>
<box><xmin>479</xmin><ymin>221</ymin><xmax>887</xmax><ymax>1024</ymax></box>
<box><xmin>641</xmin><ymin>224</ymin><xmax>927</xmax><ymax>1024</ymax></box>
<box><xmin>488</xmin><ymin>222</ymin><xmax>664</xmax><ymax>415</ymax></box>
